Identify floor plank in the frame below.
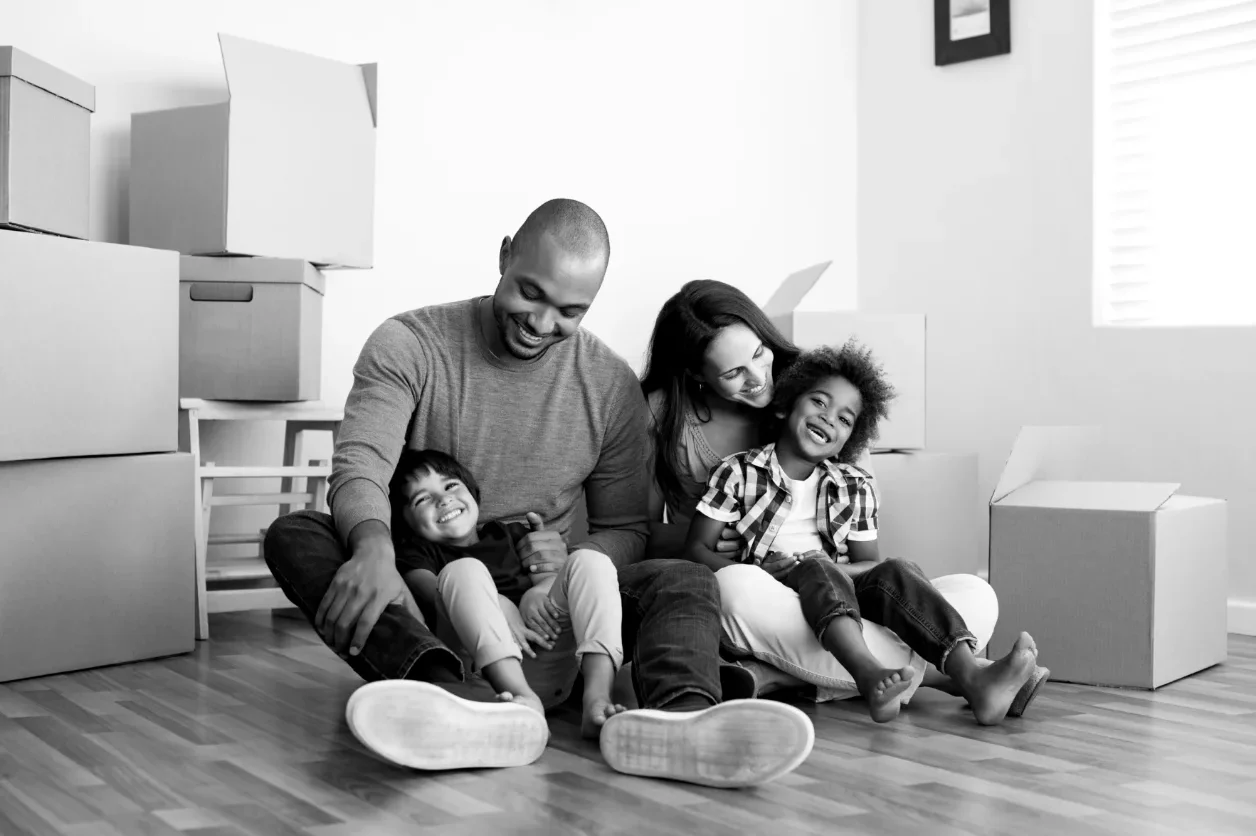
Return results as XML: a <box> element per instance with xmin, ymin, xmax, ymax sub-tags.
<box><xmin>1</xmin><ymin>613</ymin><xmax>1253</xmax><ymax>835</ymax></box>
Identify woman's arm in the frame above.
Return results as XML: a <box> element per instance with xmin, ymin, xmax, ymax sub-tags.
<box><xmin>646</xmin><ymin>470</ymin><xmax>690</xmax><ymax>559</ymax></box>
<box><xmin>683</xmin><ymin>513</ymin><xmax>741</xmax><ymax>572</ymax></box>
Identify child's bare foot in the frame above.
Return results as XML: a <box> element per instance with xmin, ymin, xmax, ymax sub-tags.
<box><xmin>581</xmin><ymin>694</ymin><xmax>628</xmax><ymax>739</ymax></box>
<box><xmin>856</xmin><ymin>666</ymin><xmax>916</xmax><ymax>724</ymax></box>
<box><xmin>496</xmin><ymin>690</ymin><xmax>546</xmax><ymax>717</ymax></box>
<box><xmin>963</xmin><ymin>633</ymin><xmax>1038</xmax><ymax>726</ymax></box>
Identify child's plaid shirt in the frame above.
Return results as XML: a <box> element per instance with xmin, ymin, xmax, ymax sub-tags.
<box><xmin>696</xmin><ymin>443</ymin><xmax>879</xmax><ymax>564</ymax></box>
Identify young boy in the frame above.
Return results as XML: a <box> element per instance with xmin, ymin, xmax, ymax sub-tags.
<box><xmin>389</xmin><ymin>449</ymin><xmax>626</xmax><ymax>738</ymax></box>
<box><xmin>685</xmin><ymin>342</ymin><xmax>1045</xmax><ymax>725</ymax></box>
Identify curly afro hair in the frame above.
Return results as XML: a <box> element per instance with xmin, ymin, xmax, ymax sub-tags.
<box><xmin>770</xmin><ymin>340</ymin><xmax>897</xmax><ymax>463</ymax></box>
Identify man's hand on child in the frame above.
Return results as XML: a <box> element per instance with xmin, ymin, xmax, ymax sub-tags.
<box><xmin>520</xmin><ymin>512</ymin><xmax>569</xmax><ymax>576</ymax></box>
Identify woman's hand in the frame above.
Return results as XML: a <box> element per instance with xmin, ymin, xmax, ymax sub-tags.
<box><xmin>714</xmin><ymin>523</ymin><xmax>743</xmax><ymax>555</ymax></box>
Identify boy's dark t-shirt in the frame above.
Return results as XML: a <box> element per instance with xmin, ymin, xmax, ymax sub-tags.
<box><xmin>395</xmin><ymin>520</ymin><xmax>533</xmax><ymax>604</ymax></box>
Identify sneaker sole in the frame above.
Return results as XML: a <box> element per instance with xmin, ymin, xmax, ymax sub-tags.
<box><xmin>345</xmin><ymin>680</ymin><xmax>549</xmax><ymax>770</ymax></box>
<box><xmin>599</xmin><ymin>699</ymin><xmax>815</xmax><ymax>788</ymax></box>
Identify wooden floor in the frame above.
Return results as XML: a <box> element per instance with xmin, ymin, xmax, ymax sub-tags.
<box><xmin>2</xmin><ymin>616</ymin><xmax>1255</xmax><ymax>836</ymax></box>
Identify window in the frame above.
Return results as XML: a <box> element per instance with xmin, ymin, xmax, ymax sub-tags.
<box><xmin>1094</xmin><ymin>0</ymin><xmax>1256</xmax><ymax>326</ymax></box>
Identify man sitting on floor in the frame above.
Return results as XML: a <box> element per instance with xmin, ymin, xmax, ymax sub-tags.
<box><xmin>264</xmin><ymin>198</ymin><xmax>814</xmax><ymax>788</ymax></box>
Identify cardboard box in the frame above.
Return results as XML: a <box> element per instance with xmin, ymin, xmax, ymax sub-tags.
<box><xmin>130</xmin><ymin>34</ymin><xmax>377</xmax><ymax>268</ymax></box>
<box><xmin>0</xmin><ymin>231</ymin><xmax>178</xmax><ymax>463</ymax></box>
<box><xmin>765</xmin><ymin>261</ymin><xmax>926</xmax><ymax>450</ymax></box>
<box><xmin>0</xmin><ymin>46</ymin><xmax>95</xmax><ymax>239</ymax></box>
<box><xmin>180</xmin><ymin>255</ymin><xmax>324</xmax><ymax>401</ymax></box>
<box><xmin>867</xmin><ymin>451</ymin><xmax>981</xmax><ymax>578</ymax></box>
<box><xmin>0</xmin><ymin>453</ymin><xmax>195</xmax><ymax>682</ymax></box>
<box><xmin>988</xmin><ymin>426</ymin><xmax>1228</xmax><ymax>689</ymax></box>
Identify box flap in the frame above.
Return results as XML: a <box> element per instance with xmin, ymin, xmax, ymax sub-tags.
<box><xmin>359</xmin><ymin>63</ymin><xmax>379</xmax><ymax>127</ymax></box>
<box><xmin>179</xmin><ymin>255</ymin><xmax>326</xmax><ymax>295</ymax></box>
<box><xmin>217</xmin><ymin>33</ymin><xmax>377</xmax><ymax>268</ymax></box>
<box><xmin>0</xmin><ymin>46</ymin><xmax>95</xmax><ymax>111</ymax></box>
<box><xmin>990</xmin><ymin>426</ymin><xmax>1099</xmax><ymax>504</ymax></box>
<box><xmin>763</xmin><ymin>261</ymin><xmax>831</xmax><ymax>317</ymax></box>
<box><xmin>997</xmin><ymin>480</ymin><xmax>1180</xmax><ymax>512</ymax></box>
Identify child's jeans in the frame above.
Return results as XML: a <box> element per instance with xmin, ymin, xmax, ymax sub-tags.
<box><xmin>435</xmin><ymin>549</ymin><xmax>624</xmax><ymax>707</ymax></box>
<box><xmin>783</xmin><ymin>557</ymin><xmax>978</xmax><ymax>674</ymax></box>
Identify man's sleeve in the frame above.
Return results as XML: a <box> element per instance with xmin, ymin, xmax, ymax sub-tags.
<box><xmin>328</xmin><ymin>319</ymin><xmax>423</xmax><ymax>545</ymax></box>
<box><xmin>569</xmin><ymin>369</ymin><xmax>650</xmax><ymax>568</ymax></box>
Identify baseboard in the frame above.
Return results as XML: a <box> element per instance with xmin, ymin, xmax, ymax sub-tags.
<box><xmin>1228</xmin><ymin>598</ymin><xmax>1256</xmax><ymax>636</ymax></box>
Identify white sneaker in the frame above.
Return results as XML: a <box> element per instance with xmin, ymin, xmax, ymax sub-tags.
<box><xmin>599</xmin><ymin>699</ymin><xmax>815</xmax><ymax>788</ymax></box>
<box><xmin>345</xmin><ymin>680</ymin><xmax>549</xmax><ymax>770</ymax></box>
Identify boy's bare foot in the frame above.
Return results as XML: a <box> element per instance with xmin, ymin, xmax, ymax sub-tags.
<box><xmin>857</xmin><ymin>666</ymin><xmax>916</xmax><ymax>724</ymax></box>
<box><xmin>581</xmin><ymin>694</ymin><xmax>628</xmax><ymax>739</ymax></box>
<box><xmin>964</xmin><ymin>633</ymin><xmax>1038</xmax><ymax>726</ymax></box>
<box><xmin>497</xmin><ymin>690</ymin><xmax>546</xmax><ymax>717</ymax></box>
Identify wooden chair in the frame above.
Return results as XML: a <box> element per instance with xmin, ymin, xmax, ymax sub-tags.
<box><xmin>178</xmin><ymin>398</ymin><xmax>343</xmax><ymax>640</ymax></box>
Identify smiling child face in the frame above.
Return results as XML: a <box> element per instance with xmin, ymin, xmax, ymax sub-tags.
<box><xmin>401</xmin><ymin>467</ymin><xmax>479</xmax><ymax>546</ymax></box>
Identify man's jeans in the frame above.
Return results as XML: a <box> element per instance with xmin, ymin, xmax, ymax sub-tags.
<box><xmin>263</xmin><ymin>510</ymin><xmax>725</xmax><ymax>709</ymax></box>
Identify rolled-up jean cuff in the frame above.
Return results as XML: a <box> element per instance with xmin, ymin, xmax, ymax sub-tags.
<box><xmin>813</xmin><ymin>605</ymin><xmax>860</xmax><ymax>641</ymax></box>
<box><xmin>654</xmin><ymin>686</ymin><xmax>717</xmax><ymax>712</ymax></box>
<box><xmin>397</xmin><ymin>643</ymin><xmax>466</xmax><ymax>682</ymax></box>
<box><xmin>936</xmin><ymin>633</ymin><xmax>979</xmax><ymax>675</ymax></box>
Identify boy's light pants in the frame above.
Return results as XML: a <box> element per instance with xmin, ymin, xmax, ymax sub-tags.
<box><xmin>435</xmin><ymin>549</ymin><xmax>624</xmax><ymax>707</ymax></box>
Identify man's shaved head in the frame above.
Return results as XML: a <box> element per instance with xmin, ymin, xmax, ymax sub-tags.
<box><xmin>509</xmin><ymin>198</ymin><xmax>610</xmax><ymax>267</ymax></box>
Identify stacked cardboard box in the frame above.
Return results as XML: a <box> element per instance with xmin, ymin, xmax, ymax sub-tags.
<box><xmin>0</xmin><ymin>48</ymin><xmax>195</xmax><ymax>681</ymax></box>
<box><xmin>765</xmin><ymin>262</ymin><xmax>981</xmax><ymax>577</ymax></box>
<box><xmin>130</xmin><ymin>34</ymin><xmax>378</xmax><ymax>402</ymax></box>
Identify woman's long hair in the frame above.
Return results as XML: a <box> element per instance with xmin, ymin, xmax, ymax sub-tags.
<box><xmin>640</xmin><ymin>279</ymin><xmax>799</xmax><ymax>514</ymax></box>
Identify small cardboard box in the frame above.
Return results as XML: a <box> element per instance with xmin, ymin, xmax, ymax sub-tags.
<box><xmin>988</xmin><ymin>426</ymin><xmax>1228</xmax><ymax>689</ymax></box>
<box><xmin>130</xmin><ymin>34</ymin><xmax>377</xmax><ymax>269</ymax></box>
<box><xmin>0</xmin><ymin>46</ymin><xmax>95</xmax><ymax>239</ymax></box>
<box><xmin>867</xmin><ymin>451</ymin><xmax>981</xmax><ymax>578</ymax></box>
<box><xmin>765</xmin><ymin>261</ymin><xmax>926</xmax><ymax>450</ymax></box>
<box><xmin>0</xmin><ymin>452</ymin><xmax>195</xmax><ymax>682</ymax></box>
<box><xmin>180</xmin><ymin>255</ymin><xmax>325</xmax><ymax>401</ymax></box>
<box><xmin>0</xmin><ymin>231</ymin><xmax>178</xmax><ymax>463</ymax></box>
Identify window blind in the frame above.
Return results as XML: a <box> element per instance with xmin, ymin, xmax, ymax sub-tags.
<box><xmin>1095</xmin><ymin>0</ymin><xmax>1256</xmax><ymax>326</ymax></box>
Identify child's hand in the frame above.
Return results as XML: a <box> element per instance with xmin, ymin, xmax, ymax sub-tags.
<box><xmin>758</xmin><ymin>551</ymin><xmax>800</xmax><ymax>581</ymax></box>
<box><xmin>502</xmin><ymin>598</ymin><xmax>552</xmax><ymax>658</ymax></box>
<box><xmin>519</xmin><ymin>587</ymin><xmax>564</xmax><ymax>643</ymax></box>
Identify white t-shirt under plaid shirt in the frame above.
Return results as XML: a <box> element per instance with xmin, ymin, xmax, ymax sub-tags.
<box><xmin>696</xmin><ymin>443</ymin><xmax>879</xmax><ymax>564</ymax></box>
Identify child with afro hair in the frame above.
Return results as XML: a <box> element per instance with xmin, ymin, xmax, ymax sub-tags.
<box><xmin>685</xmin><ymin>341</ymin><xmax>1044</xmax><ymax>726</ymax></box>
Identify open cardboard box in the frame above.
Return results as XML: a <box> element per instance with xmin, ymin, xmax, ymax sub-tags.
<box><xmin>130</xmin><ymin>34</ymin><xmax>377</xmax><ymax>269</ymax></box>
<box><xmin>1</xmin><ymin>46</ymin><xmax>95</xmax><ymax>239</ymax></box>
<box><xmin>987</xmin><ymin>426</ymin><xmax>1227</xmax><ymax>689</ymax></box>
<box><xmin>765</xmin><ymin>261</ymin><xmax>925</xmax><ymax>450</ymax></box>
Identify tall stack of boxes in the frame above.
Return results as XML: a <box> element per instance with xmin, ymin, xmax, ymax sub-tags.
<box><xmin>0</xmin><ymin>48</ymin><xmax>194</xmax><ymax>683</ymax></box>
<box><xmin>130</xmin><ymin>33</ymin><xmax>379</xmax><ymax>404</ymax></box>
<box><xmin>765</xmin><ymin>261</ymin><xmax>982</xmax><ymax>578</ymax></box>
<box><xmin>127</xmin><ymin>34</ymin><xmax>378</xmax><ymax>604</ymax></box>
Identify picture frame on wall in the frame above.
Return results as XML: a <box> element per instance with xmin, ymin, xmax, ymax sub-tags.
<box><xmin>935</xmin><ymin>0</ymin><xmax>1011</xmax><ymax>66</ymax></box>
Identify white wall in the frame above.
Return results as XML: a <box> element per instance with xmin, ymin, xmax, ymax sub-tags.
<box><xmin>6</xmin><ymin>1</ymin><xmax>857</xmax><ymax>543</ymax></box>
<box><xmin>857</xmin><ymin>1</ymin><xmax>1256</xmax><ymax>611</ymax></box>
